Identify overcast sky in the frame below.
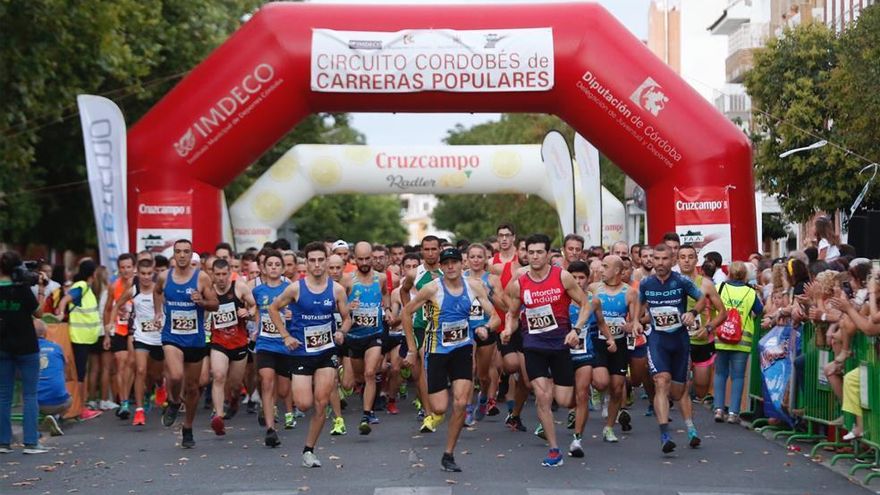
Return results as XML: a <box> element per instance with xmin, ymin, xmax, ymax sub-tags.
<box><xmin>308</xmin><ymin>0</ymin><xmax>652</xmax><ymax>145</ymax></box>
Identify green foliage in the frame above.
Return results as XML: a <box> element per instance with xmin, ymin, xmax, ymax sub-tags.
<box><xmin>435</xmin><ymin>114</ymin><xmax>626</xmax><ymax>241</ymax></box>
<box><xmin>761</xmin><ymin>213</ymin><xmax>788</xmax><ymax>241</ymax></box>
<box><xmin>0</xmin><ymin>0</ymin><xmax>264</xmax><ymax>249</ymax></box>
<box><xmin>291</xmin><ymin>194</ymin><xmax>407</xmax><ymax>246</ymax></box>
<box><xmin>828</xmin><ymin>4</ymin><xmax>880</xmax><ymax>209</ymax></box>
<box><xmin>744</xmin><ymin>19</ymin><xmax>879</xmax><ymax>221</ymax></box>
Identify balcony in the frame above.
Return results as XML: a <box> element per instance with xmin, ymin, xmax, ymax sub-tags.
<box><xmin>726</xmin><ymin>22</ymin><xmax>770</xmax><ymax>83</ymax></box>
<box><xmin>708</xmin><ymin>0</ymin><xmax>752</xmax><ymax>35</ymax></box>
<box><xmin>714</xmin><ymin>92</ymin><xmax>751</xmax><ymax>118</ymax></box>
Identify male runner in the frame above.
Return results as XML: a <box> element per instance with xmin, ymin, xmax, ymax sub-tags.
<box><xmin>610</xmin><ymin>241</ymin><xmax>629</xmax><ymax>259</ymax></box>
<box><xmin>634</xmin><ymin>246</ymin><xmax>654</xmax><ymax>282</ymax></box>
<box><xmin>326</xmin><ymin>253</ymin><xmax>348</xmax><ymax>435</ymax></box>
<box><xmin>564</xmin><ymin>261</ymin><xmax>608</xmax><ymax>457</ymax></box>
<box><xmin>678</xmin><ymin>245</ymin><xmax>727</xmax><ymax>414</ymax></box>
<box><xmin>154</xmin><ymin>239</ymin><xmax>219</xmax><ymax>448</ymax></box>
<box><xmin>489</xmin><ymin>224</ymin><xmax>527</xmax><ymax>428</ymax></box>
<box><xmin>400</xmin><ymin>236</ymin><xmax>443</xmax><ymax>427</ymax></box>
<box><xmin>561</xmin><ymin>234</ymin><xmax>585</xmax><ymax>270</ymax></box>
<box><xmin>341</xmin><ymin>241</ymin><xmax>390</xmax><ymax>434</ymax></box>
<box><xmin>633</xmin><ymin>243</ymin><xmax>709</xmax><ymax>453</ymax></box>
<box><xmin>208</xmin><ymin>259</ymin><xmax>256</xmax><ymax>435</ymax></box>
<box><xmin>388</xmin><ymin>243</ymin><xmax>406</xmax><ymax>267</ymax></box>
<box><xmin>403</xmin><ymin>248</ymin><xmax>499</xmax><ymax>472</ymax></box>
<box><xmin>252</xmin><ymin>250</ymin><xmax>293</xmax><ymax>447</ymax></box>
<box><xmin>270</xmin><ymin>242</ymin><xmax>351</xmax><ymax>468</ymax></box>
<box><xmin>591</xmin><ymin>255</ymin><xmax>635</xmax><ymax>442</ymax></box>
<box><xmin>384</xmin><ymin>254</ymin><xmax>421</xmax><ymax>416</ymax></box>
<box><xmin>110</xmin><ymin>259</ymin><xmax>163</xmax><ymax>426</ymax></box>
<box><xmin>103</xmin><ymin>253</ymin><xmax>136</xmax><ymax>419</ymax></box>
<box><xmin>501</xmin><ymin>234</ymin><xmax>594</xmax><ymax>467</ymax></box>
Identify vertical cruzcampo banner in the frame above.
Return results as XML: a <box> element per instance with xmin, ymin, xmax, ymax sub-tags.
<box><xmin>135</xmin><ymin>191</ymin><xmax>193</xmax><ymax>257</ymax></box>
<box><xmin>77</xmin><ymin>95</ymin><xmax>129</xmax><ymax>269</ymax></box>
<box><xmin>541</xmin><ymin>131</ymin><xmax>576</xmax><ymax>235</ymax></box>
<box><xmin>674</xmin><ymin>186</ymin><xmax>733</xmax><ymax>264</ymax></box>
<box><xmin>574</xmin><ymin>133</ymin><xmax>602</xmax><ymax>247</ymax></box>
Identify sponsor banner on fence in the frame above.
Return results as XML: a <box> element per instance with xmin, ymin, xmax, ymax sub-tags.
<box><xmin>77</xmin><ymin>95</ymin><xmax>129</xmax><ymax>270</ymax></box>
<box><xmin>674</xmin><ymin>186</ymin><xmax>732</xmax><ymax>264</ymax></box>
<box><xmin>311</xmin><ymin>28</ymin><xmax>554</xmax><ymax>93</ymax></box>
<box><xmin>136</xmin><ymin>191</ymin><xmax>193</xmax><ymax>257</ymax></box>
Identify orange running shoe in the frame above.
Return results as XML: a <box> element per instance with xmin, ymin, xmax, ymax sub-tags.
<box><xmin>155</xmin><ymin>385</ymin><xmax>167</xmax><ymax>408</ymax></box>
<box><xmin>132</xmin><ymin>408</ymin><xmax>146</xmax><ymax>426</ymax></box>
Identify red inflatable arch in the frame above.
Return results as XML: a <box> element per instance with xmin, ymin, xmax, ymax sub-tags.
<box><xmin>128</xmin><ymin>2</ymin><xmax>755</xmax><ymax>259</ymax></box>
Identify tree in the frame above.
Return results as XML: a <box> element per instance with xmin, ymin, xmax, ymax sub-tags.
<box><xmin>435</xmin><ymin>114</ymin><xmax>627</xmax><ymax>241</ymax></box>
<box><xmin>743</xmin><ymin>23</ymin><xmax>864</xmax><ymax>221</ymax></box>
<box><xmin>828</xmin><ymin>4</ymin><xmax>880</xmax><ymax>211</ymax></box>
<box><xmin>1</xmin><ymin>0</ymin><xmax>264</xmax><ymax>249</ymax></box>
<box><xmin>291</xmin><ymin>194</ymin><xmax>407</xmax><ymax>246</ymax></box>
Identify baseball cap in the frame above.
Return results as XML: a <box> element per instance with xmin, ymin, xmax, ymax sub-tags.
<box><xmin>331</xmin><ymin>240</ymin><xmax>349</xmax><ymax>252</ymax></box>
<box><xmin>439</xmin><ymin>248</ymin><xmax>463</xmax><ymax>263</ymax></box>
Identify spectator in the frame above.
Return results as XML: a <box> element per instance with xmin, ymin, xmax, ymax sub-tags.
<box><xmin>804</xmin><ymin>247</ymin><xmax>819</xmax><ymax>265</ymax></box>
<box><xmin>704</xmin><ymin>251</ymin><xmax>726</xmax><ymax>285</ymax></box>
<box><xmin>35</xmin><ymin>320</ymin><xmax>71</xmax><ymax>436</ymax></box>
<box><xmin>814</xmin><ymin>216</ymin><xmax>840</xmax><ymax>261</ymax></box>
<box><xmin>55</xmin><ymin>260</ymin><xmax>103</xmax><ymax>420</ymax></box>
<box><xmin>0</xmin><ymin>250</ymin><xmax>46</xmax><ymax>454</ymax></box>
<box><xmin>713</xmin><ymin>261</ymin><xmax>764</xmax><ymax>424</ymax></box>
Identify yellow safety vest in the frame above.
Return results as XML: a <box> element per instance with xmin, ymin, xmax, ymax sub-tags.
<box><xmin>716</xmin><ymin>283</ymin><xmax>756</xmax><ymax>353</ymax></box>
<box><xmin>68</xmin><ymin>280</ymin><xmax>101</xmax><ymax>344</ymax></box>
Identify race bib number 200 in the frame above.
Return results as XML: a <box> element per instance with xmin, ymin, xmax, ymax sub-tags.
<box><xmin>525</xmin><ymin>305</ymin><xmax>558</xmax><ymax>334</ymax></box>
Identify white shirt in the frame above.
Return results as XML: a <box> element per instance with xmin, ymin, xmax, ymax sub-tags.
<box><xmin>32</xmin><ymin>279</ymin><xmax>60</xmax><ymax>299</ymax></box>
<box><xmin>818</xmin><ymin>238</ymin><xmax>840</xmax><ymax>261</ymax></box>
<box><xmin>712</xmin><ymin>269</ymin><xmax>727</xmax><ymax>286</ymax></box>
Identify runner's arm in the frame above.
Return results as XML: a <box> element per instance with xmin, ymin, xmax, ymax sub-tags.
<box><xmin>488</xmin><ymin>274</ymin><xmax>508</xmax><ymax>312</ymax></box>
<box><xmin>503</xmin><ymin>279</ymin><xmax>522</xmax><ymax>336</ymax></box>
<box><xmin>702</xmin><ymin>279</ymin><xmax>728</xmax><ymax>329</ymax></box>
<box><xmin>153</xmin><ymin>273</ymin><xmax>166</xmax><ymax>322</ymax></box>
<box><xmin>399</xmin><ymin>272</ymin><xmax>415</xmax><ymax>306</ymax></box>
<box><xmin>563</xmin><ymin>271</ymin><xmax>591</xmax><ymax>331</ymax></box>
<box><xmin>470</xmin><ymin>279</ymin><xmax>499</xmax><ymax>334</ymax></box>
<box><xmin>334</xmin><ymin>282</ymin><xmax>352</xmax><ymax>336</ymax></box>
<box><xmin>402</xmin><ymin>282</ymin><xmax>437</xmax><ymax>353</ymax></box>
<box><xmin>237</xmin><ymin>281</ymin><xmax>257</xmax><ymax>318</ymax></box>
<box><xmin>108</xmin><ymin>287</ymin><xmax>134</xmax><ymax>335</ymax></box>
<box><xmin>197</xmin><ymin>271</ymin><xmax>220</xmax><ymax>312</ymax></box>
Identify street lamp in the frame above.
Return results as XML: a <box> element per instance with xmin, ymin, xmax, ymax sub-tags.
<box><xmin>778</xmin><ymin>140</ymin><xmax>827</xmax><ymax>158</ymax></box>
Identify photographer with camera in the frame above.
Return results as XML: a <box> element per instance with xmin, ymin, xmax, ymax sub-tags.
<box><xmin>0</xmin><ymin>250</ymin><xmax>46</xmax><ymax>454</ymax></box>
<box><xmin>31</xmin><ymin>262</ymin><xmax>60</xmax><ymax>313</ymax></box>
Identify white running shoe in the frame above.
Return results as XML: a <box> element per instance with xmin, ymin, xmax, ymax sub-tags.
<box><xmin>302</xmin><ymin>451</ymin><xmax>322</xmax><ymax>468</ymax></box>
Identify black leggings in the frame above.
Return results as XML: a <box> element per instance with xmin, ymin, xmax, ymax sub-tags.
<box><xmin>71</xmin><ymin>342</ymin><xmax>98</xmax><ymax>382</ymax></box>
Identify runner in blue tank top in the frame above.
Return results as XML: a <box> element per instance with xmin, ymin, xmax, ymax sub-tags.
<box><xmin>340</xmin><ymin>241</ymin><xmax>389</xmax><ymax>435</ymax></box>
<box><xmin>154</xmin><ymin>239</ymin><xmax>218</xmax><ymax>450</ymax></box>
<box><xmin>591</xmin><ymin>255</ymin><xmax>638</xmax><ymax>443</ymax></box>
<box><xmin>251</xmin><ymin>249</ymin><xmax>291</xmax><ymax>447</ymax></box>
<box><xmin>633</xmin><ymin>243</ymin><xmax>706</xmax><ymax>455</ymax></box>
<box><xmin>402</xmin><ymin>248</ymin><xmax>499</xmax><ymax>473</ymax></box>
<box><xmin>563</xmin><ymin>261</ymin><xmax>608</xmax><ymax>459</ymax></box>
<box><xmin>269</xmin><ymin>242</ymin><xmax>351</xmax><ymax>469</ymax></box>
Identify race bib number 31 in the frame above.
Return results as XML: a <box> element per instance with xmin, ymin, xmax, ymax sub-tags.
<box><xmin>304</xmin><ymin>323</ymin><xmax>334</xmax><ymax>353</ymax></box>
<box><xmin>170</xmin><ymin>310</ymin><xmax>198</xmax><ymax>335</ymax></box>
<box><xmin>441</xmin><ymin>320</ymin><xmax>470</xmax><ymax>346</ymax></box>
<box><xmin>525</xmin><ymin>305</ymin><xmax>559</xmax><ymax>334</ymax></box>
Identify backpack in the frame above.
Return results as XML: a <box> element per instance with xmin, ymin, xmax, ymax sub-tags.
<box><xmin>717</xmin><ymin>282</ymin><xmax>747</xmax><ymax>345</ymax></box>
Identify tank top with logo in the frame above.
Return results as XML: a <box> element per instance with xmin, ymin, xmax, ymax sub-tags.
<box><xmin>425</xmin><ymin>278</ymin><xmax>474</xmax><ymax>354</ymax></box>
<box><xmin>211</xmin><ymin>287</ymin><xmax>249</xmax><ymax>350</ymax></box>
<box><xmin>347</xmin><ymin>273</ymin><xmax>383</xmax><ymax>339</ymax></box>
<box><xmin>162</xmin><ymin>268</ymin><xmax>206</xmax><ymax>348</ymax></box>
<box><xmin>289</xmin><ymin>278</ymin><xmax>337</xmax><ymax>357</ymax></box>
<box><xmin>253</xmin><ymin>280</ymin><xmax>291</xmax><ymax>355</ymax></box>
<box><xmin>518</xmin><ymin>266</ymin><xmax>571</xmax><ymax>351</ymax></box>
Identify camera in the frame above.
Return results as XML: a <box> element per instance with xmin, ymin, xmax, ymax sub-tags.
<box><xmin>11</xmin><ymin>260</ymin><xmax>39</xmax><ymax>287</ymax></box>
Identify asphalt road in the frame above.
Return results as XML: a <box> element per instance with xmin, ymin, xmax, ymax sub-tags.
<box><xmin>1</xmin><ymin>390</ymin><xmax>875</xmax><ymax>495</ymax></box>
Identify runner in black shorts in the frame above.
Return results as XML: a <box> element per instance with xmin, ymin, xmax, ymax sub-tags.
<box><xmin>501</xmin><ymin>234</ymin><xmax>595</xmax><ymax>467</ymax></box>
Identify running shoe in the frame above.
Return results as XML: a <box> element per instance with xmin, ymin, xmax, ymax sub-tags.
<box><xmin>687</xmin><ymin>425</ymin><xmax>701</xmax><ymax>448</ymax></box>
<box><xmin>464</xmin><ymin>404</ymin><xmax>476</xmax><ymax>427</ymax></box>
<box><xmin>486</xmin><ymin>397</ymin><xmax>500</xmax><ymax>416</ymax></box>
<box><xmin>181</xmin><ymin>428</ymin><xmax>195</xmax><ymax>449</ymax></box>
<box><xmin>155</xmin><ymin>385</ymin><xmax>167</xmax><ymax>407</ymax></box>
<box><xmin>534</xmin><ymin>423</ymin><xmax>547</xmax><ymax>440</ymax></box>
<box><xmin>374</xmin><ymin>395</ymin><xmax>387</xmax><ymax>412</ymax></box>
<box><xmin>359</xmin><ymin>416</ymin><xmax>372</xmax><ymax>435</ymax></box>
<box><xmin>568</xmin><ymin>435</ymin><xmax>584</xmax><ymax>458</ymax></box>
<box><xmin>476</xmin><ymin>397</ymin><xmax>488</xmax><ymax>421</ymax></box>
<box><xmin>542</xmin><ymin>448</ymin><xmax>564</xmax><ymax>467</ymax></box>
<box><xmin>566</xmin><ymin>409</ymin><xmax>576</xmax><ymax>430</ymax></box>
<box><xmin>726</xmin><ymin>413</ymin><xmax>740</xmax><ymax>425</ymax></box>
<box><xmin>246</xmin><ymin>399</ymin><xmax>257</xmax><ymax>415</ymax></box>
<box><xmin>417</xmin><ymin>409</ymin><xmax>426</xmax><ymax>421</ymax></box>
<box><xmin>645</xmin><ymin>404</ymin><xmax>655</xmax><ymax>417</ymax></box>
<box><xmin>162</xmin><ymin>401</ymin><xmax>181</xmax><ymax>427</ymax></box>
<box><xmin>265</xmin><ymin>428</ymin><xmax>280</xmax><ymax>448</ymax></box>
<box><xmin>100</xmin><ymin>399</ymin><xmax>119</xmax><ymax>411</ymax></box>
<box><xmin>441</xmin><ymin>453</ymin><xmax>462</xmax><ymax>472</ymax></box>
<box><xmin>505</xmin><ymin>414</ymin><xmax>527</xmax><ymax>432</ymax></box>
<box><xmin>293</xmin><ymin>408</ymin><xmax>306</xmax><ymax>419</ymax></box>
<box><xmin>602</xmin><ymin>426</ymin><xmax>619</xmax><ymax>443</ymax></box>
<box><xmin>43</xmin><ymin>415</ymin><xmax>64</xmax><ymax>436</ymax></box>
<box><xmin>617</xmin><ymin>409</ymin><xmax>632</xmax><ymax>432</ymax></box>
<box><xmin>398</xmin><ymin>383</ymin><xmax>408</xmax><ymax>399</ymax></box>
<box><xmin>368</xmin><ymin>412</ymin><xmax>380</xmax><ymax>425</ymax></box>
<box><xmin>211</xmin><ymin>415</ymin><xmax>226</xmax><ymax>436</ymax></box>
<box><xmin>284</xmin><ymin>412</ymin><xmax>296</xmax><ymax>430</ymax></box>
<box><xmin>660</xmin><ymin>432</ymin><xmax>676</xmax><ymax>454</ymax></box>
<box><xmin>714</xmin><ymin>408</ymin><xmax>725</xmax><ymax>422</ymax></box>
<box><xmin>132</xmin><ymin>408</ymin><xmax>146</xmax><ymax>427</ymax></box>
<box><xmin>86</xmin><ymin>400</ymin><xmax>99</xmax><ymax>411</ymax></box>
<box><xmin>412</xmin><ymin>398</ymin><xmax>422</xmax><ymax>410</ymax></box>
<box><xmin>0</xmin><ymin>445</ymin><xmax>13</xmax><ymax>454</ymax></box>
<box><xmin>386</xmin><ymin>398</ymin><xmax>400</xmax><ymax>415</ymax></box>
<box><xmin>23</xmin><ymin>444</ymin><xmax>49</xmax><ymax>455</ymax></box>
<box><xmin>117</xmin><ymin>400</ymin><xmax>131</xmax><ymax>420</ymax></box>
<box><xmin>79</xmin><ymin>408</ymin><xmax>102</xmax><ymax>421</ymax></box>
<box><xmin>224</xmin><ymin>396</ymin><xmax>240</xmax><ymax>420</ymax></box>
<box><xmin>302</xmin><ymin>451</ymin><xmax>322</xmax><ymax>468</ymax></box>
<box><xmin>330</xmin><ymin>416</ymin><xmax>347</xmax><ymax>436</ymax></box>
<box><xmin>420</xmin><ymin>413</ymin><xmax>442</xmax><ymax>433</ymax></box>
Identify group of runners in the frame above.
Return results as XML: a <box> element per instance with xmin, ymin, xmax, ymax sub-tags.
<box><xmin>74</xmin><ymin>225</ymin><xmax>736</xmax><ymax>472</ymax></box>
